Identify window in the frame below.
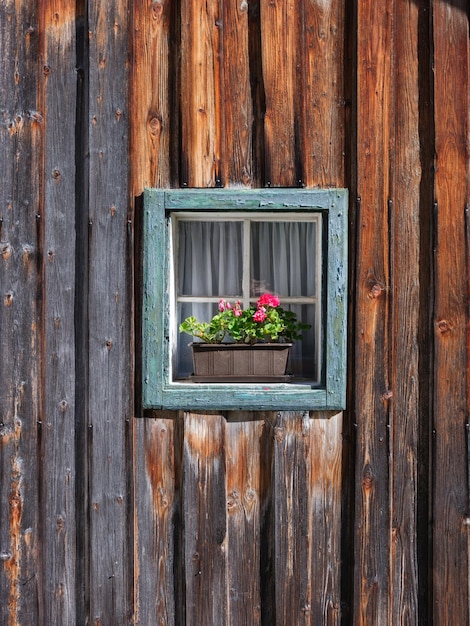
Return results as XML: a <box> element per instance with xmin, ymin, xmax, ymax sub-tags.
<box><xmin>142</xmin><ymin>188</ymin><xmax>347</xmax><ymax>411</ymax></box>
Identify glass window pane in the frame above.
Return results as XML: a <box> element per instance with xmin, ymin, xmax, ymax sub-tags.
<box><xmin>250</xmin><ymin>221</ymin><xmax>317</xmax><ymax>297</ymax></box>
<box><xmin>177</xmin><ymin>302</ymin><xmax>219</xmax><ymax>378</ymax></box>
<box><xmin>177</xmin><ymin>221</ymin><xmax>243</xmax><ymax>297</ymax></box>
<box><xmin>285</xmin><ymin>304</ymin><xmax>317</xmax><ymax>381</ymax></box>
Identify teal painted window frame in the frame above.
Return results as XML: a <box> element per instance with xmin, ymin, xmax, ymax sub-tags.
<box><xmin>142</xmin><ymin>188</ymin><xmax>348</xmax><ymax>411</ymax></box>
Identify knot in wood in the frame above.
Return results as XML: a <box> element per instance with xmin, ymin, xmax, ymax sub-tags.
<box><xmin>274</xmin><ymin>426</ymin><xmax>284</xmax><ymax>442</ymax></box>
<box><xmin>437</xmin><ymin>319</ymin><xmax>451</xmax><ymax>333</ymax></box>
<box><xmin>362</xmin><ymin>464</ymin><xmax>374</xmax><ymax>491</ymax></box>
<box><xmin>368</xmin><ymin>282</ymin><xmax>384</xmax><ymax>299</ymax></box>
<box><xmin>1</xmin><ymin>242</ymin><xmax>12</xmax><ymax>260</ymax></box>
<box><xmin>152</xmin><ymin>1</ymin><xmax>163</xmax><ymax>19</ymax></box>
<box><xmin>149</xmin><ymin>116</ymin><xmax>162</xmax><ymax>136</ymax></box>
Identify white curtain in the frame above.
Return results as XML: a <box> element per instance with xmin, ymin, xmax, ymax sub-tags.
<box><xmin>176</xmin><ymin>220</ymin><xmax>319</xmax><ymax>380</ymax></box>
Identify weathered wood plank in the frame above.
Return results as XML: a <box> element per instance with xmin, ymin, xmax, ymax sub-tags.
<box><xmin>39</xmin><ymin>2</ymin><xmax>78</xmax><ymax>624</ymax></box>
<box><xmin>182</xmin><ymin>413</ymin><xmax>228</xmax><ymax>625</ymax></box>
<box><xmin>267</xmin><ymin>412</ymin><xmax>342</xmax><ymax>626</ymax></box>
<box><xmin>135</xmin><ymin>417</ymin><xmax>177</xmax><ymax>625</ymax></box>
<box><xmin>309</xmin><ymin>413</ymin><xmax>342</xmax><ymax>625</ymax></box>
<box><xmin>260</xmin><ymin>0</ymin><xmax>299</xmax><ymax>186</ymax></box>
<box><xmin>225</xmin><ymin>419</ymin><xmax>263</xmax><ymax>625</ymax></box>
<box><xmin>432</xmin><ymin>2</ymin><xmax>470</xmax><ymax>624</ymax></box>
<box><xmin>180</xmin><ymin>0</ymin><xmax>222</xmax><ymax>187</ymax></box>
<box><xmin>131</xmin><ymin>0</ymin><xmax>173</xmax><ymax>195</ymax></box>
<box><xmin>301</xmin><ymin>0</ymin><xmax>345</xmax><ymax>187</ymax></box>
<box><xmin>388</xmin><ymin>1</ymin><xmax>424</xmax><ymax>624</ymax></box>
<box><xmin>271</xmin><ymin>413</ymin><xmax>312</xmax><ymax>626</ymax></box>
<box><xmin>0</xmin><ymin>2</ymin><xmax>41</xmax><ymax>624</ymax></box>
<box><xmin>87</xmin><ymin>2</ymin><xmax>134</xmax><ymax>624</ymax></box>
<box><xmin>354</xmin><ymin>1</ymin><xmax>393</xmax><ymax>624</ymax></box>
<box><xmin>221</xmin><ymin>0</ymin><xmax>252</xmax><ymax>186</ymax></box>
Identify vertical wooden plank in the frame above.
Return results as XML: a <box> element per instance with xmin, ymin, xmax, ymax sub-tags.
<box><xmin>134</xmin><ymin>417</ymin><xmax>177</xmax><ymax>625</ymax></box>
<box><xmin>0</xmin><ymin>2</ymin><xmax>41</xmax><ymax>624</ymax></box>
<box><xmin>39</xmin><ymin>2</ymin><xmax>78</xmax><ymax>624</ymax></box>
<box><xmin>354</xmin><ymin>1</ymin><xmax>393</xmax><ymax>625</ymax></box>
<box><xmin>433</xmin><ymin>2</ymin><xmax>470</xmax><ymax>624</ymax></box>
<box><xmin>272</xmin><ymin>413</ymin><xmax>311</xmax><ymax>625</ymax></box>
<box><xmin>180</xmin><ymin>0</ymin><xmax>222</xmax><ymax>187</ymax></box>
<box><xmin>87</xmin><ymin>1</ymin><xmax>134</xmax><ymax>623</ymax></box>
<box><xmin>183</xmin><ymin>413</ymin><xmax>227</xmax><ymax>625</ymax></box>
<box><xmin>269</xmin><ymin>412</ymin><xmax>342</xmax><ymax>626</ymax></box>
<box><xmin>301</xmin><ymin>0</ymin><xmax>345</xmax><ymax>187</ymax></box>
<box><xmin>225</xmin><ymin>419</ymin><xmax>263</xmax><ymax>625</ymax></box>
<box><xmin>389</xmin><ymin>1</ymin><xmax>425</xmax><ymax>624</ymax></box>
<box><xmin>309</xmin><ymin>413</ymin><xmax>342</xmax><ymax>625</ymax></box>
<box><xmin>221</xmin><ymin>0</ymin><xmax>253</xmax><ymax>186</ymax></box>
<box><xmin>131</xmin><ymin>0</ymin><xmax>173</xmax><ymax>195</ymax></box>
<box><xmin>260</xmin><ymin>0</ymin><xmax>299</xmax><ymax>186</ymax></box>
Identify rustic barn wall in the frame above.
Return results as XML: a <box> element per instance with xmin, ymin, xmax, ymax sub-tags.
<box><xmin>0</xmin><ymin>1</ymin><xmax>469</xmax><ymax>625</ymax></box>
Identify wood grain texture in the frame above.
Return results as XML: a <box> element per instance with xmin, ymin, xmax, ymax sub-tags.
<box><xmin>225</xmin><ymin>419</ymin><xmax>263</xmax><ymax>625</ymax></box>
<box><xmin>182</xmin><ymin>413</ymin><xmax>228</xmax><ymax>625</ymax></box>
<box><xmin>354</xmin><ymin>1</ymin><xmax>393</xmax><ymax>624</ymax></box>
<box><xmin>221</xmin><ymin>0</ymin><xmax>253</xmax><ymax>186</ymax></box>
<box><xmin>39</xmin><ymin>2</ymin><xmax>78</xmax><ymax>624</ymax></box>
<box><xmin>432</xmin><ymin>2</ymin><xmax>470</xmax><ymax>624</ymax></box>
<box><xmin>260</xmin><ymin>0</ymin><xmax>299</xmax><ymax>186</ymax></box>
<box><xmin>0</xmin><ymin>2</ymin><xmax>41</xmax><ymax>624</ymax></box>
<box><xmin>87</xmin><ymin>2</ymin><xmax>134</xmax><ymax>624</ymax></box>
<box><xmin>134</xmin><ymin>417</ymin><xmax>177</xmax><ymax>624</ymax></box>
<box><xmin>131</xmin><ymin>0</ymin><xmax>172</xmax><ymax>195</ymax></box>
<box><xmin>180</xmin><ymin>0</ymin><xmax>222</xmax><ymax>187</ymax></box>
<box><xmin>301</xmin><ymin>0</ymin><xmax>345</xmax><ymax>187</ymax></box>
<box><xmin>388</xmin><ymin>1</ymin><xmax>423</xmax><ymax>624</ymax></box>
<box><xmin>270</xmin><ymin>412</ymin><xmax>342</xmax><ymax>625</ymax></box>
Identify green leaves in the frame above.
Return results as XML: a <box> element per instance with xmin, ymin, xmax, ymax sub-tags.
<box><xmin>179</xmin><ymin>295</ymin><xmax>311</xmax><ymax>344</ymax></box>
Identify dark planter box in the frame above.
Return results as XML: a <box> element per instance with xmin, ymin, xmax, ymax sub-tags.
<box><xmin>190</xmin><ymin>342</ymin><xmax>292</xmax><ymax>382</ymax></box>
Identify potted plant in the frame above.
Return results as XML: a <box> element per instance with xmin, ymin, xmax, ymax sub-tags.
<box><xmin>179</xmin><ymin>294</ymin><xmax>310</xmax><ymax>382</ymax></box>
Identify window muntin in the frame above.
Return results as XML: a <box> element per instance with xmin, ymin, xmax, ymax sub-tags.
<box><xmin>142</xmin><ymin>188</ymin><xmax>348</xmax><ymax>411</ymax></box>
<box><xmin>172</xmin><ymin>212</ymin><xmax>322</xmax><ymax>382</ymax></box>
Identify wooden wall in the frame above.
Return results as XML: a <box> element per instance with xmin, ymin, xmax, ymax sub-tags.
<box><xmin>0</xmin><ymin>1</ymin><xmax>469</xmax><ymax>625</ymax></box>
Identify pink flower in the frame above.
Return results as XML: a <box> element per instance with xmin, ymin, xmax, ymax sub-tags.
<box><xmin>257</xmin><ymin>293</ymin><xmax>280</xmax><ymax>308</ymax></box>
<box><xmin>218</xmin><ymin>299</ymin><xmax>226</xmax><ymax>312</ymax></box>
<box><xmin>232</xmin><ymin>300</ymin><xmax>243</xmax><ymax>317</ymax></box>
<box><xmin>253</xmin><ymin>307</ymin><xmax>267</xmax><ymax>322</ymax></box>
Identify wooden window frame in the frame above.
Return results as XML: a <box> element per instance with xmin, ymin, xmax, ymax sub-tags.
<box><xmin>142</xmin><ymin>188</ymin><xmax>348</xmax><ymax>411</ymax></box>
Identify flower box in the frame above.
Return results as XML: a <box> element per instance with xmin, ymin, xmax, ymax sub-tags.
<box><xmin>189</xmin><ymin>342</ymin><xmax>292</xmax><ymax>382</ymax></box>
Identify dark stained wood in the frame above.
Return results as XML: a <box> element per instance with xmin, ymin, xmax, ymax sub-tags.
<box><xmin>0</xmin><ymin>2</ymin><xmax>41</xmax><ymax>624</ymax></box>
<box><xmin>388</xmin><ymin>1</ymin><xmax>423</xmax><ymax>624</ymax></box>
<box><xmin>182</xmin><ymin>413</ymin><xmax>228</xmax><ymax>625</ymax></box>
<box><xmin>39</xmin><ymin>2</ymin><xmax>78</xmax><ymax>624</ymax></box>
<box><xmin>432</xmin><ymin>2</ymin><xmax>469</xmax><ymax>624</ymax></box>
<box><xmin>86</xmin><ymin>2</ymin><xmax>134</xmax><ymax>624</ymax></box>
<box><xmin>354</xmin><ymin>2</ymin><xmax>393</xmax><ymax>625</ymax></box>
